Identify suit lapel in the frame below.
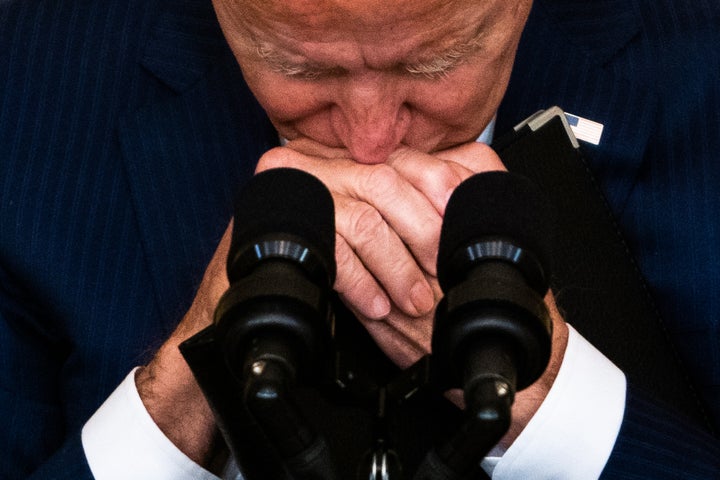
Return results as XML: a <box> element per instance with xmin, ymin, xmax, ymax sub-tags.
<box><xmin>498</xmin><ymin>0</ymin><xmax>657</xmax><ymax>215</ymax></box>
<box><xmin>536</xmin><ymin>0</ymin><xmax>640</xmax><ymax>64</ymax></box>
<box><xmin>118</xmin><ymin>0</ymin><xmax>277</xmax><ymax>325</ymax></box>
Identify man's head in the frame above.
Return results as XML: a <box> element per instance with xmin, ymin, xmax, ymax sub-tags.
<box><xmin>213</xmin><ymin>0</ymin><xmax>532</xmax><ymax>164</ymax></box>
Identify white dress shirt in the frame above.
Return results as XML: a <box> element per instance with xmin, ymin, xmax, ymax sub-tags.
<box><xmin>82</xmin><ymin>324</ymin><xmax>625</xmax><ymax>479</ymax></box>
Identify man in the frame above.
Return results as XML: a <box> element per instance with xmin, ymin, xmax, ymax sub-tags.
<box><xmin>0</xmin><ymin>0</ymin><xmax>718</xmax><ymax>478</ymax></box>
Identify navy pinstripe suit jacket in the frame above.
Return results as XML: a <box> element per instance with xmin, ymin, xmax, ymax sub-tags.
<box><xmin>1</xmin><ymin>0</ymin><xmax>719</xmax><ymax>477</ymax></box>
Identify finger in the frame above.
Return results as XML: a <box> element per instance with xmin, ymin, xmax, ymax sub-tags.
<box><xmin>333</xmin><ymin>232</ymin><xmax>391</xmax><ymax>320</ymax></box>
<box><xmin>335</xmin><ymin>193</ymin><xmax>435</xmax><ymax>317</ymax></box>
<box><xmin>261</xmin><ymin>148</ymin><xmax>442</xmax><ymax>276</ymax></box>
<box><xmin>345</xmin><ymin>162</ymin><xmax>442</xmax><ymax>278</ymax></box>
<box><xmin>258</xmin><ymin>148</ymin><xmax>440</xmax><ymax>277</ymax></box>
<box><xmin>256</xmin><ymin>148</ymin><xmax>438</xmax><ymax>315</ymax></box>
<box><xmin>354</xmin><ymin>308</ymin><xmax>430</xmax><ymax>369</ymax></box>
<box><xmin>435</xmin><ymin>141</ymin><xmax>507</xmax><ymax>175</ymax></box>
<box><xmin>255</xmin><ymin>139</ymin><xmax>352</xmax><ymax>175</ymax></box>
<box><xmin>381</xmin><ymin>274</ymin><xmax>441</xmax><ymax>351</ymax></box>
<box><xmin>345</xmin><ymin>274</ymin><xmax>441</xmax><ymax>368</ymax></box>
<box><xmin>387</xmin><ymin>142</ymin><xmax>506</xmax><ymax>217</ymax></box>
<box><xmin>283</xmin><ymin>137</ymin><xmax>351</xmax><ymax>159</ymax></box>
<box><xmin>387</xmin><ymin>147</ymin><xmax>475</xmax><ymax>215</ymax></box>
<box><xmin>382</xmin><ymin>308</ymin><xmax>433</xmax><ymax>354</ymax></box>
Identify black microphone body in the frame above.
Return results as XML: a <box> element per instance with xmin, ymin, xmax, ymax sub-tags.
<box><xmin>421</xmin><ymin>171</ymin><xmax>555</xmax><ymax>479</ymax></box>
<box><xmin>216</xmin><ymin>231</ymin><xmax>335</xmax><ymax>390</ymax></box>
<box><xmin>219</xmin><ymin>166</ymin><xmax>336</xmax><ymax>386</ymax></box>
<box><xmin>183</xmin><ymin>167</ymin><xmax>338</xmax><ymax>480</ymax></box>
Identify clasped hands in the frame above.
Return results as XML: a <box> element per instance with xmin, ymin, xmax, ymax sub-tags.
<box><xmin>137</xmin><ymin>139</ymin><xmax>568</xmax><ymax>467</ymax></box>
<box><xmin>257</xmin><ymin>139</ymin><xmax>506</xmax><ymax>367</ymax></box>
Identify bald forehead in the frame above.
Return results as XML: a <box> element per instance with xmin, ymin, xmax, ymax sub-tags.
<box><xmin>239</xmin><ymin>0</ymin><xmax>489</xmax><ymax>38</ymax></box>
<box><xmin>243</xmin><ymin>0</ymin><xmax>448</xmax><ymax>21</ymax></box>
<box><xmin>217</xmin><ymin>0</ymin><xmax>532</xmax><ymax>76</ymax></box>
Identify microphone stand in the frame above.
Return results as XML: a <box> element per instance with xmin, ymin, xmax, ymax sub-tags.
<box><xmin>413</xmin><ymin>347</ymin><xmax>514</xmax><ymax>480</ymax></box>
<box><xmin>356</xmin><ymin>356</ymin><xmax>434</xmax><ymax>480</ymax></box>
<box><xmin>181</xmin><ymin>227</ymin><xmax>340</xmax><ymax>479</ymax></box>
<box><xmin>241</xmin><ymin>335</ymin><xmax>337</xmax><ymax>480</ymax></box>
<box><xmin>181</xmin><ymin>292</ymin><xmax>541</xmax><ymax>480</ymax></box>
<box><xmin>413</xmin><ymin>250</ymin><xmax>553</xmax><ymax>479</ymax></box>
<box><xmin>180</xmin><ymin>321</ymin><xmax>337</xmax><ymax>480</ymax></box>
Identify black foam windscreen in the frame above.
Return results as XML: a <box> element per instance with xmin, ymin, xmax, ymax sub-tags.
<box><xmin>437</xmin><ymin>171</ymin><xmax>555</xmax><ymax>292</ymax></box>
<box><xmin>229</xmin><ymin>167</ymin><xmax>336</xmax><ymax>283</ymax></box>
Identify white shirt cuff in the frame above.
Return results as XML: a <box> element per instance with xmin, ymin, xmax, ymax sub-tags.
<box><xmin>81</xmin><ymin>368</ymin><xmax>220</xmax><ymax>480</ymax></box>
<box><xmin>81</xmin><ymin>325</ymin><xmax>625</xmax><ymax>479</ymax></box>
<box><xmin>486</xmin><ymin>324</ymin><xmax>626</xmax><ymax>479</ymax></box>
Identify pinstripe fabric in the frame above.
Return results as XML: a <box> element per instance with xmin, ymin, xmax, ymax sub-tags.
<box><xmin>1</xmin><ymin>1</ymin><xmax>159</xmax><ymax>477</ymax></box>
<box><xmin>0</xmin><ymin>0</ymin><xmax>274</xmax><ymax>477</ymax></box>
<box><xmin>602</xmin><ymin>389</ymin><xmax>720</xmax><ymax>478</ymax></box>
<box><xmin>1</xmin><ymin>0</ymin><xmax>719</xmax><ymax>478</ymax></box>
<box><xmin>498</xmin><ymin>0</ymin><xmax>720</xmax><ymax>476</ymax></box>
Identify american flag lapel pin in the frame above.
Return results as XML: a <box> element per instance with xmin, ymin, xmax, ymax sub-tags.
<box><xmin>564</xmin><ymin>112</ymin><xmax>604</xmax><ymax>146</ymax></box>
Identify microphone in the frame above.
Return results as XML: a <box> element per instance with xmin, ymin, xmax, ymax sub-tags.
<box><xmin>425</xmin><ymin>171</ymin><xmax>555</xmax><ymax>477</ymax></box>
<box><xmin>212</xmin><ymin>167</ymin><xmax>338</xmax><ymax>479</ymax></box>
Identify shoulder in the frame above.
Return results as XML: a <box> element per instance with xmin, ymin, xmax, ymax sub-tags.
<box><xmin>528</xmin><ymin>0</ymin><xmax>720</xmax><ymax>69</ymax></box>
<box><xmin>524</xmin><ymin>0</ymin><xmax>719</xmax><ymax>106</ymax></box>
<box><xmin>631</xmin><ymin>0</ymin><xmax>720</xmax><ymax>75</ymax></box>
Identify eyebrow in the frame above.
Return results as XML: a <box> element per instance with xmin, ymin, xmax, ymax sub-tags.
<box><xmin>254</xmin><ymin>28</ymin><xmax>486</xmax><ymax>80</ymax></box>
<box><xmin>255</xmin><ymin>42</ymin><xmax>345</xmax><ymax>79</ymax></box>
<box><xmin>403</xmin><ymin>36</ymin><xmax>484</xmax><ymax>78</ymax></box>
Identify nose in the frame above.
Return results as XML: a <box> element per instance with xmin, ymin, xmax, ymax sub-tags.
<box><xmin>331</xmin><ymin>73</ymin><xmax>411</xmax><ymax>164</ymax></box>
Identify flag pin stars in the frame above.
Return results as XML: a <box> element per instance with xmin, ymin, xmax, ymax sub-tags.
<box><xmin>565</xmin><ymin>113</ymin><xmax>604</xmax><ymax>146</ymax></box>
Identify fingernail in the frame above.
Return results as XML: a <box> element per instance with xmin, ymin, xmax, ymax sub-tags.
<box><xmin>370</xmin><ymin>295</ymin><xmax>391</xmax><ymax>319</ymax></box>
<box><xmin>410</xmin><ymin>281</ymin><xmax>435</xmax><ymax>315</ymax></box>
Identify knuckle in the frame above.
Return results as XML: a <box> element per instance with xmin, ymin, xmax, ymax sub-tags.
<box><xmin>462</xmin><ymin>142</ymin><xmax>505</xmax><ymax>172</ymax></box>
<box><xmin>362</xmin><ymin>164</ymin><xmax>401</xmax><ymax>199</ymax></box>
<box><xmin>340</xmin><ymin>267</ymin><xmax>368</xmax><ymax>298</ymax></box>
<box><xmin>333</xmin><ymin>235</ymin><xmax>377</xmax><ymax>302</ymax></box>
<box><xmin>465</xmin><ymin>141</ymin><xmax>493</xmax><ymax>155</ymax></box>
<box><xmin>256</xmin><ymin>147</ymin><xmax>299</xmax><ymax>171</ymax></box>
<box><xmin>347</xmin><ymin>203</ymin><xmax>386</xmax><ymax>248</ymax></box>
<box><xmin>333</xmin><ymin>234</ymin><xmax>354</xmax><ymax>274</ymax></box>
<box><xmin>428</xmin><ymin>160</ymin><xmax>465</xmax><ymax>191</ymax></box>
